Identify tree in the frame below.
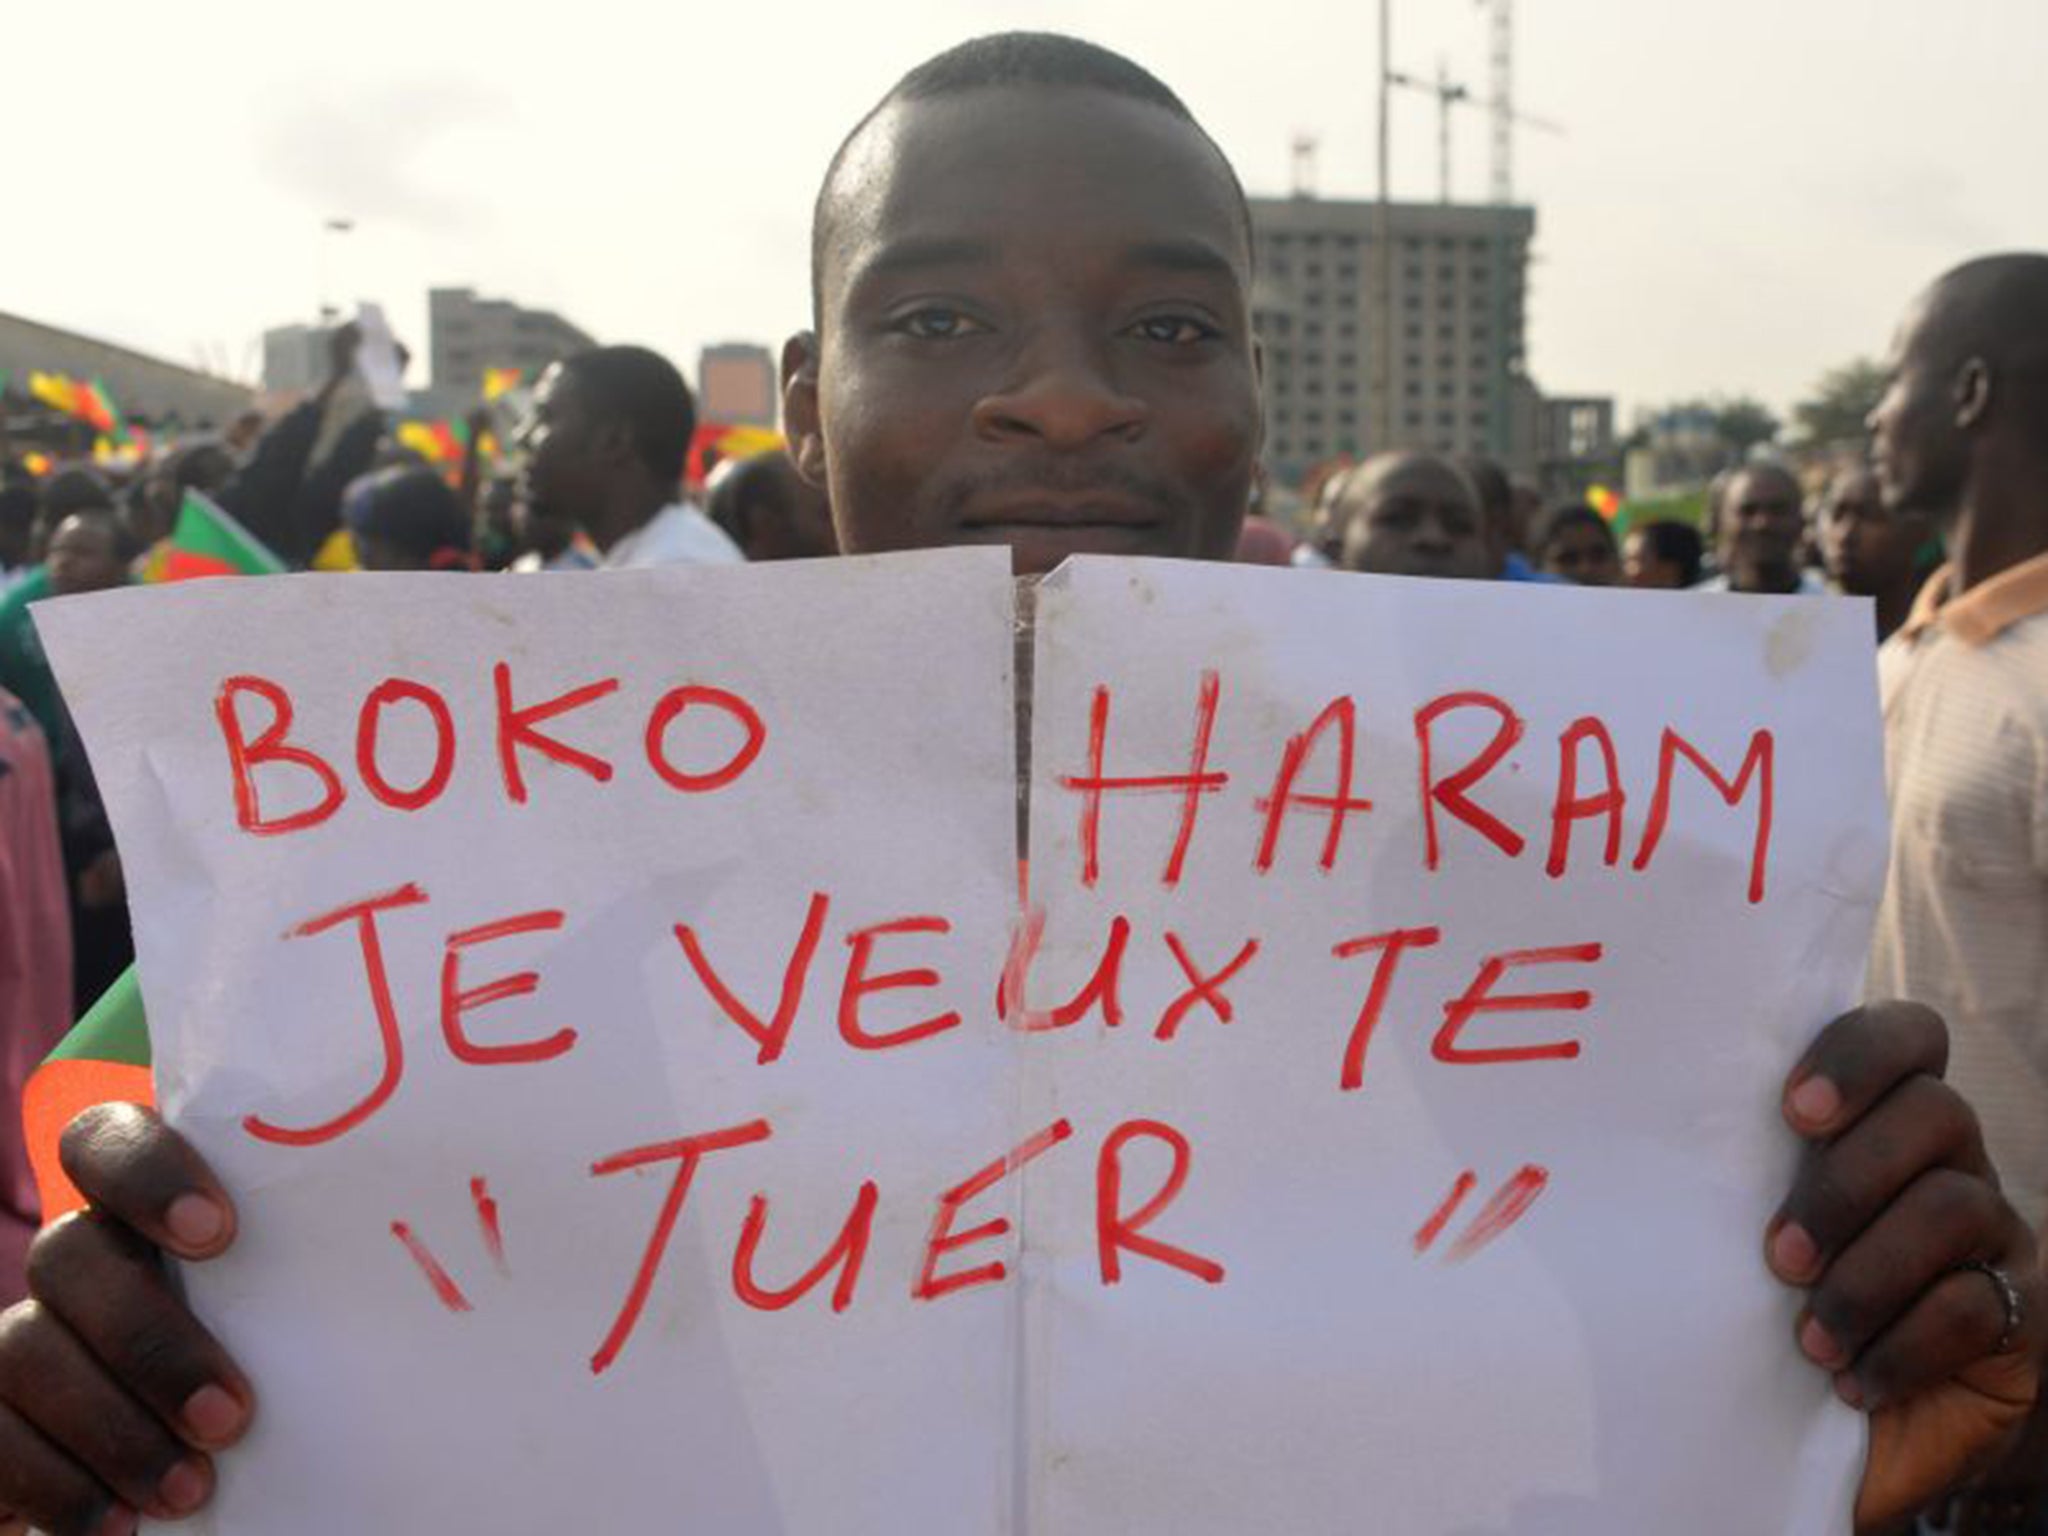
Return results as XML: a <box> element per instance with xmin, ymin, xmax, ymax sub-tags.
<box><xmin>1791</xmin><ymin>358</ymin><xmax>1887</xmax><ymax>449</ymax></box>
<box><xmin>1711</xmin><ymin>397</ymin><xmax>1780</xmax><ymax>456</ymax></box>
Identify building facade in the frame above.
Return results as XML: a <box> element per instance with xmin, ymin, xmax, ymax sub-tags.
<box><xmin>262</xmin><ymin>324</ymin><xmax>328</xmax><ymax>397</ymax></box>
<box><xmin>428</xmin><ymin>288</ymin><xmax>595</xmax><ymax>399</ymax></box>
<box><xmin>1536</xmin><ymin>394</ymin><xmax>1620</xmax><ymax>500</ymax></box>
<box><xmin>0</xmin><ymin>309</ymin><xmax>254</xmax><ymax>430</ymax></box>
<box><xmin>1248</xmin><ymin>197</ymin><xmax>1537</xmax><ymax>480</ymax></box>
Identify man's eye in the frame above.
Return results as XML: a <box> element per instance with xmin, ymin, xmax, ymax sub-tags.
<box><xmin>1130</xmin><ymin>315</ymin><xmax>1220</xmax><ymax>345</ymax></box>
<box><xmin>893</xmin><ymin>309</ymin><xmax>986</xmax><ymax>340</ymax></box>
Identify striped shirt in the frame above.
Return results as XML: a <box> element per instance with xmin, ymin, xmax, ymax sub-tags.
<box><xmin>1866</xmin><ymin>551</ymin><xmax>2048</xmax><ymax>1225</ymax></box>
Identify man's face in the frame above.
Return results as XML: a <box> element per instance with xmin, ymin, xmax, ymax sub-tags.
<box><xmin>1622</xmin><ymin>529</ymin><xmax>1682</xmax><ymax>589</ymax></box>
<box><xmin>1335</xmin><ymin>456</ymin><xmax>1489</xmax><ymax>580</ymax></box>
<box><xmin>1819</xmin><ymin>465</ymin><xmax>1926</xmax><ymax>595</ymax></box>
<box><xmin>1719</xmin><ymin>467</ymin><xmax>1803</xmax><ymax>582</ymax></box>
<box><xmin>788</xmin><ymin>88</ymin><xmax>1262</xmax><ymax>576</ymax></box>
<box><xmin>516</xmin><ymin>365</ymin><xmax>606</xmax><ymax>525</ymax></box>
<box><xmin>46</xmin><ymin>515</ymin><xmax>126</xmax><ymax>596</ymax></box>
<box><xmin>1869</xmin><ymin>297</ymin><xmax>1970</xmax><ymax>522</ymax></box>
<box><xmin>1544</xmin><ymin>521</ymin><xmax>1620</xmax><ymax>586</ymax></box>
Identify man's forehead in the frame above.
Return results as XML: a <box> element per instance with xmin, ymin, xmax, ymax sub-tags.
<box><xmin>822</xmin><ymin>88</ymin><xmax>1248</xmax><ymax>294</ymax></box>
<box><xmin>1359</xmin><ymin>458</ymin><xmax>1471</xmax><ymax>506</ymax></box>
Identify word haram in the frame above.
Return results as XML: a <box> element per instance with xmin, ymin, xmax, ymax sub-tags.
<box><xmin>1058</xmin><ymin>673</ymin><xmax>1776</xmax><ymax>904</ymax></box>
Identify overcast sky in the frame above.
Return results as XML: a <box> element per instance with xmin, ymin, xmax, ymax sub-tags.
<box><xmin>13</xmin><ymin>0</ymin><xmax>2044</xmax><ymax>422</ymax></box>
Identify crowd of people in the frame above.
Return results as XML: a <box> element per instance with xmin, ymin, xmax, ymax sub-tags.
<box><xmin>0</xmin><ymin>27</ymin><xmax>2042</xmax><ymax>1536</ymax></box>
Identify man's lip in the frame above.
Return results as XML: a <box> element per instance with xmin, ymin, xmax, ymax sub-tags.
<box><xmin>958</xmin><ymin>500</ymin><xmax>1161</xmax><ymax>530</ymax></box>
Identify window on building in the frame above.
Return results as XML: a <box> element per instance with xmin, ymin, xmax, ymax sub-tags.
<box><xmin>1336</xmin><ymin>292</ymin><xmax>1357</xmax><ymax>309</ymax></box>
<box><xmin>1306</xmin><ymin>378</ymin><xmax>1324</xmax><ymax>396</ymax></box>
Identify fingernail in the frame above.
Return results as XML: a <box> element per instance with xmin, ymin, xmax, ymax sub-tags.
<box><xmin>93</xmin><ymin>1502</ymin><xmax>137</xmax><ymax>1536</ymax></box>
<box><xmin>158</xmin><ymin>1457</ymin><xmax>210</xmax><ymax>1514</ymax></box>
<box><xmin>1770</xmin><ymin>1222</ymin><xmax>1819</xmax><ymax>1280</ymax></box>
<box><xmin>1801</xmin><ymin>1315</ymin><xmax>1843</xmax><ymax>1367</ymax></box>
<box><xmin>165</xmin><ymin>1193</ymin><xmax>225</xmax><ymax>1250</ymax></box>
<box><xmin>1789</xmin><ymin>1076</ymin><xmax>1841</xmax><ymax>1128</ymax></box>
<box><xmin>1834</xmin><ymin>1371</ymin><xmax>1865</xmax><ymax>1409</ymax></box>
<box><xmin>183</xmin><ymin>1383</ymin><xmax>246</xmax><ymax>1442</ymax></box>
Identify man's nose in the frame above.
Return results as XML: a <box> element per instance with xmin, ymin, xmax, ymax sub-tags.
<box><xmin>1410</xmin><ymin>512</ymin><xmax>1455</xmax><ymax>552</ymax></box>
<box><xmin>972</xmin><ymin>331</ymin><xmax>1147</xmax><ymax>449</ymax></box>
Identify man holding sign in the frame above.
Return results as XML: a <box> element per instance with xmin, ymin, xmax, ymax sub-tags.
<box><xmin>0</xmin><ymin>33</ymin><xmax>2040</xmax><ymax>1536</ymax></box>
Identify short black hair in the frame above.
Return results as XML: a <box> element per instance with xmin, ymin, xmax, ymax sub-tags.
<box><xmin>1459</xmin><ymin>457</ymin><xmax>1513</xmax><ymax>519</ymax></box>
<box><xmin>1538</xmin><ymin>502</ymin><xmax>1617</xmax><ymax>555</ymax></box>
<box><xmin>343</xmin><ymin>467</ymin><xmax>474</xmax><ymax>564</ymax></box>
<box><xmin>810</xmin><ymin>32</ymin><xmax>1252</xmax><ymax>322</ymax></box>
<box><xmin>562</xmin><ymin>346</ymin><xmax>695</xmax><ymax>487</ymax></box>
<box><xmin>1631</xmin><ymin>519</ymin><xmax>1704</xmax><ymax>587</ymax></box>
<box><xmin>39</xmin><ymin>466</ymin><xmax>116</xmax><ymax>520</ymax></box>
<box><xmin>0</xmin><ymin>483</ymin><xmax>36</xmax><ymax>530</ymax></box>
<box><xmin>52</xmin><ymin>503</ymin><xmax>138</xmax><ymax>563</ymax></box>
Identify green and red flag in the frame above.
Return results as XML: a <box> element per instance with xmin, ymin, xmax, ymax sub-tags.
<box><xmin>24</xmin><ymin>968</ymin><xmax>154</xmax><ymax>1224</ymax></box>
<box><xmin>145</xmin><ymin>490</ymin><xmax>287</xmax><ymax>582</ymax></box>
<box><xmin>79</xmin><ymin>378</ymin><xmax>119</xmax><ymax>436</ymax></box>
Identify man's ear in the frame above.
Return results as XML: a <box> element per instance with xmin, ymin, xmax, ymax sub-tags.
<box><xmin>590</xmin><ymin>417</ymin><xmax>637</xmax><ymax>473</ymax></box>
<box><xmin>1954</xmin><ymin>357</ymin><xmax>1991</xmax><ymax>431</ymax></box>
<box><xmin>781</xmin><ymin>331</ymin><xmax>828</xmax><ymax>489</ymax></box>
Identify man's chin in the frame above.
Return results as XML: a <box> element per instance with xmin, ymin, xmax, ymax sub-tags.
<box><xmin>957</xmin><ymin>523</ymin><xmax>1174</xmax><ymax>576</ymax></box>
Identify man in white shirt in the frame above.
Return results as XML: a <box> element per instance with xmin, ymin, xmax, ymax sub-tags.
<box><xmin>516</xmin><ymin>346</ymin><xmax>744</xmax><ymax>570</ymax></box>
<box><xmin>1693</xmin><ymin>460</ymin><xmax>1827</xmax><ymax>593</ymax></box>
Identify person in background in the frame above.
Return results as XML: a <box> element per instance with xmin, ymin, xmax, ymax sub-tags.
<box><xmin>517</xmin><ymin>346</ymin><xmax>743</xmax><ymax>570</ymax></box>
<box><xmin>1536</xmin><ymin>502</ymin><xmax>1622</xmax><ymax>585</ymax></box>
<box><xmin>0</xmin><ymin>488</ymin><xmax>35</xmax><ymax>594</ymax></box>
<box><xmin>215</xmin><ymin>324</ymin><xmax>385</xmax><ymax>567</ymax></box>
<box><xmin>705</xmin><ymin>449</ymin><xmax>837</xmax><ymax>561</ymax></box>
<box><xmin>1333</xmin><ymin>451</ymin><xmax>1492</xmax><ymax>580</ymax></box>
<box><xmin>340</xmin><ymin>467</ymin><xmax>475</xmax><ymax>573</ymax></box>
<box><xmin>1291</xmin><ymin>461</ymin><xmax>1349</xmax><ymax>567</ymax></box>
<box><xmin>0</xmin><ymin>686</ymin><xmax>70</xmax><ymax>1306</ymax></box>
<box><xmin>1696</xmin><ymin>461</ymin><xmax>1825</xmax><ymax>593</ymax></box>
<box><xmin>0</xmin><ymin>505</ymin><xmax>127</xmax><ymax>748</ymax></box>
<box><xmin>37</xmin><ymin>512</ymin><xmax>139</xmax><ymax>1013</ymax></box>
<box><xmin>1817</xmin><ymin>460</ymin><xmax>1936</xmax><ymax>642</ymax></box>
<box><xmin>506</xmin><ymin>490</ymin><xmax>600</xmax><ymax>573</ymax></box>
<box><xmin>222</xmin><ymin>410</ymin><xmax>266</xmax><ymax>459</ymax></box>
<box><xmin>127</xmin><ymin>439</ymin><xmax>236</xmax><ymax>563</ymax></box>
<box><xmin>1622</xmin><ymin>519</ymin><xmax>1705</xmax><ymax>589</ymax></box>
<box><xmin>1863</xmin><ymin>251</ymin><xmax>2048</xmax><ymax>1534</ymax></box>
<box><xmin>472</xmin><ymin>476</ymin><xmax>521</xmax><ymax>572</ymax></box>
<box><xmin>1463</xmin><ymin>455</ymin><xmax>1554</xmax><ymax>581</ymax></box>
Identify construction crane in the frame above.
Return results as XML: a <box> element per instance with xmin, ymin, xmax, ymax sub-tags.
<box><xmin>1290</xmin><ymin>133</ymin><xmax>1319</xmax><ymax>198</ymax></box>
<box><xmin>1477</xmin><ymin>0</ymin><xmax>1534</xmax><ymax>205</ymax></box>
<box><xmin>1386</xmin><ymin>56</ymin><xmax>1560</xmax><ymax>205</ymax></box>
